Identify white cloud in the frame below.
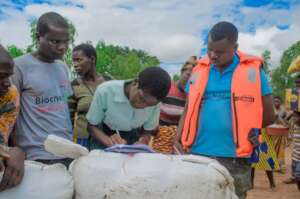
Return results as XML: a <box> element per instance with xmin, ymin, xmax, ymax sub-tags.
<box><xmin>0</xmin><ymin>0</ymin><xmax>235</xmax><ymax>65</ymax></box>
<box><xmin>0</xmin><ymin>0</ymin><xmax>299</xmax><ymax>74</ymax></box>
<box><xmin>239</xmin><ymin>27</ymin><xmax>281</xmax><ymax>67</ymax></box>
<box><xmin>0</xmin><ymin>9</ymin><xmax>31</xmax><ymax>47</ymax></box>
<box><xmin>228</xmin><ymin>3</ymin><xmax>300</xmax><ymax>69</ymax></box>
<box><xmin>238</xmin><ymin>3</ymin><xmax>300</xmax><ymax>68</ymax></box>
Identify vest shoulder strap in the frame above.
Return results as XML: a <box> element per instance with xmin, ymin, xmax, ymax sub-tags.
<box><xmin>237</xmin><ymin>51</ymin><xmax>263</xmax><ymax>66</ymax></box>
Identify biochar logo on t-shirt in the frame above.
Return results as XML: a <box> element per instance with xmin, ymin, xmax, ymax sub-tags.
<box><xmin>35</xmin><ymin>95</ymin><xmax>64</xmax><ymax>105</ymax></box>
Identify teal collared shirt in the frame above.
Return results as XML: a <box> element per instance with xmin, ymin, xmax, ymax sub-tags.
<box><xmin>86</xmin><ymin>80</ymin><xmax>160</xmax><ymax>131</ymax></box>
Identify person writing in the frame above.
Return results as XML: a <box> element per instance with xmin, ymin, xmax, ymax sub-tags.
<box><xmin>87</xmin><ymin>67</ymin><xmax>171</xmax><ymax>149</ymax></box>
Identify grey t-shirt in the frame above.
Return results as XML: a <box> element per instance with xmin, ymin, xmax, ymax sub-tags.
<box><xmin>12</xmin><ymin>54</ymin><xmax>73</xmax><ymax>160</ymax></box>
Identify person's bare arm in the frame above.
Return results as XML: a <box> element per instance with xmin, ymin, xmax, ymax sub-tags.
<box><xmin>262</xmin><ymin>95</ymin><xmax>276</xmax><ymax>127</ymax></box>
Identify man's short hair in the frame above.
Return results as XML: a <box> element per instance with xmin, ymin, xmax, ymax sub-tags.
<box><xmin>209</xmin><ymin>21</ymin><xmax>238</xmax><ymax>44</ymax></box>
<box><xmin>138</xmin><ymin>67</ymin><xmax>171</xmax><ymax>101</ymax></box>
<box><xmin>37</xmin><ymin>12</ymin><xmax>69</xmax><ymax>36</ymax></box>
<box><xmin>0</xmin><ymin>45</ymin><xmax>13</xmax><ymax>66</ymax></box>
<box><xmin>274</xmin><ymin>96</ymin><xmax>282</xmax><ymax>101</ymax></box>
<box><xmin>73</xmin><ymin>43</ymin><xmax>97</xmax><ymax>63</ymax></box>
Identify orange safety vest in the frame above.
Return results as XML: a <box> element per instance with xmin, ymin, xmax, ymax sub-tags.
<box><xmin>181</xmin><ymin>51</ymin><xmax>263</xmax><ymax>157</ymax></box>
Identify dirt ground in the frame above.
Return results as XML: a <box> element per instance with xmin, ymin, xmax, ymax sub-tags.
<box><xmin>247</xmin><ymin>146</ymin><xmax>300</xmax><ymax>199</ymax></box>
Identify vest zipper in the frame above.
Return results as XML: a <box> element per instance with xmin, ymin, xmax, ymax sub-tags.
<box><xmin>232</xmin><ymin>93</ymin><xmax>239</xmax><ymax>148</ymax></box>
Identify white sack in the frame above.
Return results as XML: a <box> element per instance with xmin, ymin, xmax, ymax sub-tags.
<box><xmin>45</xmin><ymin>134</ymin><xmax>89</xmax><ymax>159</ymax></box>
<box><xmin>44</xmin><ymin>135</ymin><xmax>237</xmax><ymax>199</ymax></box>
<box><xmin>71</xmin><ymin>151</ymin><xmax>238</xmax><ymax>199</ymax></box>
<box><xmin>0</xmin><ymin>161</ymin><xmax>74</xmax><ymax>199</ymax></box>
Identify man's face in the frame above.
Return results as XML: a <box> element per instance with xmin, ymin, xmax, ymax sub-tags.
<box><xmin>37</xmin><ymin>25</ymin><xmax>69</xmax><ymax>61</ymax></box>
<box><xmin>274</xmin><ymin>98</ymin><xmax>281</xmax><ymax>108</ymax></box>
<box><xmin>207</xmin><ymin>36</ymin><xmax>237</xmax><ymax>67</ymax></box>
<box><xmin>295</xmin><ymin>75</ymin><xmax>300</xmax><ymax>88</ymax></box>
<box><xmin>0</xmin><ymin>62</ymin><xmax>13</xmax><ymax>97</ymax></box>
<box><xmin>128</xmin><ymin>81</ymin><xmax>159</xmax><ymax>109</ymax></box>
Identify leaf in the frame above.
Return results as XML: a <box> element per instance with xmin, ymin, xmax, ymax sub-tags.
<box><xmin>270</xmin><ymin>41</ymin><xmax>300</xmax><ymax>98</ymax></box>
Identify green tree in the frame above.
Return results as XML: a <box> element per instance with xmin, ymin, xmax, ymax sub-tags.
<box><xmin>6</xmin><ymin>45</ymin><xmax>25</xmax><ymax>58</ymax></box>
<box><xmin>262</xmin><ymin>50</ymin><xmax>271</xmax><ymax>74</ymax></box>
<box><xmin>173</xmin><ymin>74</ymin><xmax>180</xmax><ymax>81</ymax></box>
<box><xmin>271</xmin><ymin>41</ymin><xmax>300</xmax><ymax>98</ymax></box>
<box><xmin>94</xmin><ymin>41</ymin><xmax>160</xmax><ymax>79</ymax></box>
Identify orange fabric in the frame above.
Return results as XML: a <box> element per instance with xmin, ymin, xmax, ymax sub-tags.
<box><xmin>0</xmin><ymin>85</ymin><xmax>20</xmax><ymax>144</ymax></box>
<box><xmin>181</xmin><ymin>51</ymin><xmax>263</xmax><ymax>157</ymax></box>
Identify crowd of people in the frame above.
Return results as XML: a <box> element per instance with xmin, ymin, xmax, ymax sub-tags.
<box><xmin>0</xmin><ymin>11</ymin><xmax>299</xmax><ymax>199</ymax></box>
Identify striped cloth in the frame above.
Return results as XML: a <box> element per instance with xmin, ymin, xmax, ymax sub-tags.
<box><xmin>290</xmin><ymin>116</ymin><xmax>300</xmax><ymax>162</ymax></box>
<box><xmin>159</xmin><ymin>81</ymin><xmax>187</xmax><ymax>125</ymax></box>
<box><xmin>252</xmin><ymin>129</ymin><xmax>280</xmax><ymax>171</ymax></box>
<box><xmin>0</xmin><ymin>85</ymin><xmax>19</xmax><ymax>144</ymax></box>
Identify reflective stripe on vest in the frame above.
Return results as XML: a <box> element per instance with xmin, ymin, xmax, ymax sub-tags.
<box><xmin>181</xmin><ymin>51</ymin><xmax>263</xmax><ymax>157</ymax></box>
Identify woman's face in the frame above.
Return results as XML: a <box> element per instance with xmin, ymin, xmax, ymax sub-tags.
<box><xmin>72</xmin><ymin>50</ymin><xmax>95</xmax><ymax>77</ymax></box>
<box><xmin>180</xmin><ymin>63</ymin><xmax>193</xmax><ymax>83</ymax></box>
<box><xmin>128</xmin><ymin>81</ymin><xmax>159</xmax><ymax>109</ymax></box>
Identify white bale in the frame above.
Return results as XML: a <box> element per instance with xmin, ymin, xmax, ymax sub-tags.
<box><xmin>44</xmin><ymin>135</ymin><xmax>237</xmax><ymax>199</ymax></box>
<box><xmin>45</xmin><ymin>134</ymin><xmax>89</xmax><ymax>159</ymax></box>
<box><xmin>0</xmin><ymin>161</ymin><xmax>74</xmax><ymax>199</ymax></box>
<box><xmin>70</xmin><ymin>151</ymin><xmax>238</xmax><ymax>199</ymax></box>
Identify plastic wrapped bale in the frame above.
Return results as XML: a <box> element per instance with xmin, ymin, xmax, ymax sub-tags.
<box><xmin>70</xmin><ymin>152</ymin><xmax>237</xmax><ymax>199</ymax></box>
<box><xmin>0</xmin><ymin>161</ymin><xmax>74</xmax><ymax>199</ymax></box>
<box><xmin>45</xmin><ymin>135</ymin><xmax>238</xmax><ymax>199</ymax></box>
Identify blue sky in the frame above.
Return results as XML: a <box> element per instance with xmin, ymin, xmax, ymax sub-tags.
<box><xmin>0</xmin><ymin>0</ymin><xmax>300</xmax><ymax>75</ymax></box>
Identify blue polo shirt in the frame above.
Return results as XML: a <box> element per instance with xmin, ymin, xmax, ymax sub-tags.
<box><xmin>186</xmin><ymin>54</ymin><xmax>272</xmax><ymax>157</ymax></box>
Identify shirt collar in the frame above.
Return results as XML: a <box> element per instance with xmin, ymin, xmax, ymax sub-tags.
<box><xmin>211</xmin><ymin>53</ymin><xmax>240</xmax><ymax>73</ymax></box>
<box><xmin>113</xmin><ymin>80</ymin><xmax>131</xmax><ymax>103</ymax></box>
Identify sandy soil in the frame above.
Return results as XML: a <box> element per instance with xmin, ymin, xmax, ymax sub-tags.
<box><xmin>247</xmin><ymin>146</ymin><xmax>300</xmax><ymax>199</ymax></box>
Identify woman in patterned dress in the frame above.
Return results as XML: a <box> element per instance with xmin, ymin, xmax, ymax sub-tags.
<box><xmin>251</xmin><ymin>129</ymin><xmax>280</xmax><ymax>189</ymax></box>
